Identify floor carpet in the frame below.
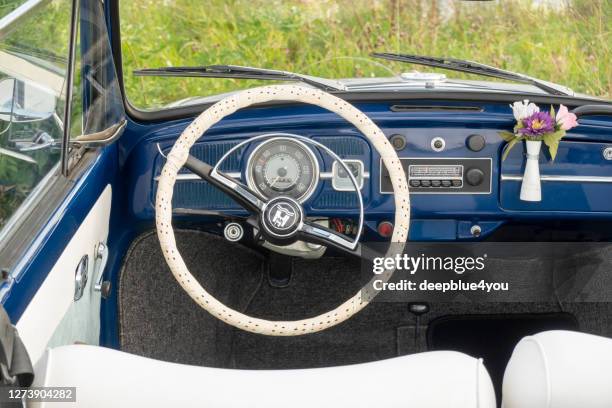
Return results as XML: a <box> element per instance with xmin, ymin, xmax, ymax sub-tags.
<box><xmin>119</xmin><ymin>230</ymin><xmax>612</xmax><ymax>376</ymax></box>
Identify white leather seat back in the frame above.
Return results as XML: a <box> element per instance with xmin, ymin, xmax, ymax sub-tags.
<box><xmin>32</xmin><ymin>345</ymin><xmax>495</xmax><ymax>408</ymax></box>
<box><xmin>503</xmin><ymin>330</ymin><xmax>612</xmax><ymax>408</ymax></box>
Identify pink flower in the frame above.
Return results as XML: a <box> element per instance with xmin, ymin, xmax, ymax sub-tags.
<box><xmin>556</xmin><ymin>105</ymin><xmax>578</xmax><ymax>130</ymax></box>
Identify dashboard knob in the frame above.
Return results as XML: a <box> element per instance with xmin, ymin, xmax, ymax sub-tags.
<box><xmin>465</xmin><ymin>168</ymin><xmax>485</xmax><ymax>186</ymax></box>
<box><xmin>389</xmin><ymin>134</ymin><xmax>407</xmax><ymax>151</ymax></box>
<box><xmin>466</xmin><ymin>134</ymin><xmax>486</xmax><ymax>152</ymax></box>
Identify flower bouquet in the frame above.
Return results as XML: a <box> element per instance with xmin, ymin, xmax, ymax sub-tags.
<box><xmin>499</xmin><ymin>100</ymin><xmax>578</xmax><ymax>202</ymax></box>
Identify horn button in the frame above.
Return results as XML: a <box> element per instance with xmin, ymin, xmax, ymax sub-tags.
<box><xmin>261</xmin><ymin>197</ymin><xmax>303</xmax><ymax>239</ymax></box>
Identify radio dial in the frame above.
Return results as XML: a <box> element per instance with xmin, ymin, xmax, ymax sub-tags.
<box><xmin>466</xmin><ymin>134</ymin><xmax>486</xmax><ymax>152</ymax></box>
<box><xmin>465</xmin><ymin>168</ymin><xmax>485</xmax><ymax>186</ymax></box>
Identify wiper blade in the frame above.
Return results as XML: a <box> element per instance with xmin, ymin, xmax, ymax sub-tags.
<box><xmin>133</xmin><ymin>64</ymin><xmax>347</xmax><ymax>92</ymax></box>
<box><xmin>372</xmin><ymin>52</ymin><xmax>574</xmax><ymax>96</ymax></box>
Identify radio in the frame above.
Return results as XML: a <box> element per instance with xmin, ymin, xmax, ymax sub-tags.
<box><xmin>380</xmin><ymin>158</ymin><xmax>492</xmax><ymax>194</ymax></box>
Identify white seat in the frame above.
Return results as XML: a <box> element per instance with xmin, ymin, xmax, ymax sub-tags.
<box><xmin>503</xmin><ymin>330</ymin><xmax>612</xmax><ymax>408</ymax></box>
<box><xmin>32</xmin><ymin>345</ymin><xmax>495</xmax><ymax>408</ymax></box>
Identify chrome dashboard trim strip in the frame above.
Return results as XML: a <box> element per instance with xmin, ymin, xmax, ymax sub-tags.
<box><xmin>154</xmin><ymin>172</ymin><xmax>241</xmax><ymax>181</ymax></box>
<box><xmin>501</xmin><ymin>174</ymin><xmax>612</xmax><ymax>183</ymax></box>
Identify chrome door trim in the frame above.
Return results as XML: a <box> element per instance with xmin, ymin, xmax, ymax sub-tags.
<box><xmin>0</xmin><ymin>163</ymin><xmax>59</xmax><ymax>250</ymax></box>
<box><xmin>60</xmin><ymin>0</ymin><xmax>79</xmax><ymax>176</ymax></box>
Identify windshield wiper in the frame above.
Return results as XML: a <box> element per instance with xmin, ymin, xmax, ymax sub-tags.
<box><xmin>134</xmin><ymin>64</ymin><xmax>347</xmax><ymax>92</ymax></box>
<box><xmin>372</xmin><ymin>52</ymin><xmax>573</xmax><ymax>96</ymax></box>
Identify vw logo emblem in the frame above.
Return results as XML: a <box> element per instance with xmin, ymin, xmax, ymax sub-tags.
<box><xmin>262</xmin><ymin>197</ymin><xmax>303</xmax><ymax>238</ymax></box>
<box><xmin>270</xmin><ymin>203</ymin><xmax>296</xmax><ymax>229</ymax></box>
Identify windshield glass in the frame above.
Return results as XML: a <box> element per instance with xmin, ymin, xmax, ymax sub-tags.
<box><xmin>120</xmin><ymin>0</ymin><xmax>610</xmax><ymax>110</ymax></box>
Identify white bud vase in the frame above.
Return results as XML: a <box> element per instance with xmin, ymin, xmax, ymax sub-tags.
<box><xmin>520</xmin><ymin>140</ymin><xmax>542</xmax><ymax>202</ymax></box>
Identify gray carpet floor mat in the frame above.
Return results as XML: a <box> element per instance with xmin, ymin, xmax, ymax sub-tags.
<box><xmin>119</xmin><ymin>229</ymin><xmax>612</xmax><ymax>369</ymax></box>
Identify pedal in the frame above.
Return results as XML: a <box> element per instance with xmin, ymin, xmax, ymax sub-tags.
<box><xmin>267</xmin><ymin>253</ymin><xmax>293</xmax><ymax>288</ymax></box>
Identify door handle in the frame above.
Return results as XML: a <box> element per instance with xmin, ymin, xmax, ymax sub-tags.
<box><xmin>93</xmin><ymin>242</ymin><xmax>109</xmax><ymax>292</ymax></box>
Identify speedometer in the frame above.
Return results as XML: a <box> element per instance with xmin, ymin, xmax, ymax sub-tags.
<box><xmin>247</xmin><ymin>137</ymin><xmax>319</xmax><ymax>202</ymax></box>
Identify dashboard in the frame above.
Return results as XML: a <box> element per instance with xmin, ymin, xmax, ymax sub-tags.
<box><xmin>125</xmin><ymin>100</ymin><xmax>612</xmax><ymax>242</ymax></box>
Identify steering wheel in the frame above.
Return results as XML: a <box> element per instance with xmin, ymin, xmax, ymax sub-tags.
<box><xmin>156</xmin><ymin>85</ymin><xmax>410</xmax><ymax>336</ymax></box>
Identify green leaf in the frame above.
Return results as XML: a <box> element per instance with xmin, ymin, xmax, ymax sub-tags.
<box><xmin>547</xmin><ymin>141</ymin><xmax>559</xmax><ymax>161</ymax></box>
<box><xmin>549</xmin><ymin>105</ymin><xmax>556</xmax><ymax>119</ymax></box>
<box><xmin>498</xmin><ymin>130</ymin><xmax>516</xmax><ymax>142</ymax></box>
<box><xmin>551</xmin><ymin>130</ymin><xmax>566</xmax><ymax>142</ymax></box>
<box><xmin>543</xmin><ymin>130</ymin><xmax>566</xmax><ymax>161</ymax></box>
<box><xmin>502</xmin><ymin>138</ymin><xmax>520</xmax><ymax>161</ymax></box>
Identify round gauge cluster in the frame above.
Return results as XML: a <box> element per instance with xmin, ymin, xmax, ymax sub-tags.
<box><xmin>247</xmin><ymin>138</ymin><xmax>319</xmax><ymax>202</ymax></box>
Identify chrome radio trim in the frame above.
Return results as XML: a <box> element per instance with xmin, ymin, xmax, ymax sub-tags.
<box><xmin>379</xmin><ymin>157</ymin><xmax>493</xmax><ymax>195</ymax></box>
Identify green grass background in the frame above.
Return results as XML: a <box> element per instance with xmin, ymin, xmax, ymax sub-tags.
<box><xmin>118</xmin><ymin>0</ymin><xmax>611</xmax><ymax>108</ymax></box>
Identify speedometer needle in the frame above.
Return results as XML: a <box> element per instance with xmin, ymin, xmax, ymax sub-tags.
<box><xmin>270</xmin><ymin>176</ymin><xmax>281</xmax><ymax>187</ymax></box>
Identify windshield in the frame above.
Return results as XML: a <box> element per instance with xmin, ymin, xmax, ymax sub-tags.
<box><xmin>120</xmin><ymin>0</ymin><xmax>610</xmax><ymax>110</ymax></box>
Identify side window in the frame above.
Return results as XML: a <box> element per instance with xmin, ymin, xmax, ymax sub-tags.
<box><xmin>0</xmin><ymin>1</ymin><xmax>72</xmax><ymax>230</ymax></box>
<box><xmin>0</xmin><ymin>1</ymin><xmax>124</xmax><ymax>232</ymax></box>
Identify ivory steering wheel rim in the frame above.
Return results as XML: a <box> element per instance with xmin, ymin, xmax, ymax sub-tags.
<box><xmin>156</xmin><ymin>84</ymin><xmax>410</xmax><ymax>336</ymax></box>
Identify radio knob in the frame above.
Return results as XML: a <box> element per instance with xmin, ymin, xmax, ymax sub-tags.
<box><xmin>465</xmin><ymin>168</ymin><xmax>485</xmax><ymax>186</ymax></box>
<box><xmin>466</xmin><ymin>134</ymin><xmax>486</xmax><ymax>152</ymax></box>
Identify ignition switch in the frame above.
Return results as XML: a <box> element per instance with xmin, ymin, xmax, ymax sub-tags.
<box><xmin>224</xmin><ymin>222</ymin><xmax>244</xmax><ymax>242</ymax></box>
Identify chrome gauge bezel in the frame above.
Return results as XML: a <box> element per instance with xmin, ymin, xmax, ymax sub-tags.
<box><xmin>246</xmin><ymin>137</ymin><xmax>320</xmax><ymax>203</ymax></box>
<box><xmin>210</xmin><ymin>132</ymin><xmax>364</xmax><ymax>250</ymax></box>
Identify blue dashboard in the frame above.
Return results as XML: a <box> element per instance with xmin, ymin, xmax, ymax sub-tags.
<box><xmin>121</xmin><ymin>99</ymin><xmax>612</xmax><ymax>241</ymax></box>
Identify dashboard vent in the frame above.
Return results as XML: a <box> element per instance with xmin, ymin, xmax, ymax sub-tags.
<box><xmin>156</xmin><ymin>140</ymin><xmax>242</xmax><ymax>209</ymax></box>
<box><xmin>313</xmin><ymin>136</ymin><xmax>368</xmax><ymax>155</ymax></box>
<box><xmin>177</xmin><ymin>141</ymin><xmax>242</xmax><ymax>174</ymax></box>
<box><xmin>312</xmin><ymin>191</ymin><xmax>358</xmax><ymax>209</ymax></box>
<box><xmin>172</xmin><ymin>181</ymin><xmax>238</xmax><ymax>209</ymax></box>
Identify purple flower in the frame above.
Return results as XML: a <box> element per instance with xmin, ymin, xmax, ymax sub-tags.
<box><xmin>519</xmin><ymin>111</ymin><xmax>555</xmax><ymax>137</ymax></box>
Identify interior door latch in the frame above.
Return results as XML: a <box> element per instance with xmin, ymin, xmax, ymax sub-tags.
<box><xmin>92</xmin><ymin>242</ymin><xmax>110</xmax><ymax>298</ymax></box>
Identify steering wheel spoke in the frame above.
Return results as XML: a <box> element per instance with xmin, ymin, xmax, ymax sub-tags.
<box><xmin>183</xmin><ymin>154</ymin><xmax>266</xmax><ymax>213</ymax></box>
<box><xmin>298</xmin><ymin>220</ymin><xmax>360</xmax><ymax>255</ymax></box>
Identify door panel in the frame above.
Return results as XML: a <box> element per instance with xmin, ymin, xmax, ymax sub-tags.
<box><xmin>16</xmin><ymin>185</ymin><xmax>111</xmax><ymax>363</ymax></box>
